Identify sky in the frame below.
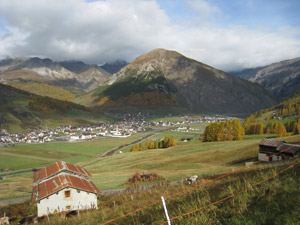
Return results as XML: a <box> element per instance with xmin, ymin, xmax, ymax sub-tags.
<box><xmin>0</xmin><ymin>0</ymin><xmax>299</xmax><ymax>71</ymax></box>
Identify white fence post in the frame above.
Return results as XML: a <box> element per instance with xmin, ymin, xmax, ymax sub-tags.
<box><xmin>161</xmin><ymin>196</ymin><xmax>171</xmax><ymax>225</ymax></box>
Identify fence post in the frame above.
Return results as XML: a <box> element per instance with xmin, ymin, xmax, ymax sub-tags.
<box><xmin>161</xmin><ymin>196</ymin><xmax>171</xmax><ymax>225</ymax></box>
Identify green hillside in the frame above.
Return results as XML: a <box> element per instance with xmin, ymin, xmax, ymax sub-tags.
<box><xmin>10</xmin><ymin>82</ymin><xmax>78</xmax><ymax>101</ymax></box>
<box><xmin>84</xmin><ymin>70</ymin><xmax>178</xmax><ymax>107</ymax></box>
<box><xmin>0</xmin><ymin>83</ymin><xmax>114</xmax><ymax>132</ymax></box>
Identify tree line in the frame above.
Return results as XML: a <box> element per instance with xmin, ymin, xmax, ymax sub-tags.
<box><xmin>130</xmin><ymin>136</ymin><xmax>176</xmax><ymax>152</ymax></box>
<box><xmin>243</xmin><ymin>114</ymin><xmax>288</xmax><ymax>137</ymax></box>
<box><xmin>27</xmin><ymin>95</ymin><xmax>102</xmax><ymax>113</ymax></box>
<box><xmin>202</xmin><ymin>119</ymin><xmax>244</xmax><ymax>142</ymax></box>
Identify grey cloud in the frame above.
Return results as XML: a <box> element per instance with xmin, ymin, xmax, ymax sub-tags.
<box><xmin>0</xmin><ymin>0</ymin><xmax>299</xmax><ymax>70</ymax></box>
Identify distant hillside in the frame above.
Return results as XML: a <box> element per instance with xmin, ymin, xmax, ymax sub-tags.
<box><xmin>101</xmin><ymin>60</ymin><xmax>128</xmax><ymax>74</ymax></box>
<box><xmin>232</xmin><ymin>57</ymin><xmax>300</xmax><ymax>99</ymax></box>
<box><xmin>247</xmin><ymin>90</ymin><xmax>300</xmax><ymax>126</ymax></box>
<box><xmin>0</xmin><ymin>57</ymin><xmax>111</xmax><ymax>93</ymax></box>
<box><xmin>10</xmin><ymin>82</ymin><xmax>77</xmax><ymax>101</ymax></box>
<box><xmin>230</xmin><ymin>66</ymin><xmax>266</xmax><ymax>80</ymax></box>
<box><xmin>0</xmin><ymin>83</ymin><xmax>112</xmax><ymax>132</ymax></box>
<box><xmin>84</xmin><ymin>48</ymin><xmax>277</xmax><ymax>115</ymax></box>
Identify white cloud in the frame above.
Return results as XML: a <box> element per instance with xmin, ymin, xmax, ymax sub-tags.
<box><xmin>186</xmin><ymin>0</ymin><xmax>221</xmax><ymax>23</ymax></box>
<box><xmin>0</xmin><ymin>0</ymin><xmax>299</xmax><ymax>71</ymax></box>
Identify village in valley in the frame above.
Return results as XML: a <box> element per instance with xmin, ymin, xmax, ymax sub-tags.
<box><xmin>0</xmin><ymin>114</ymin><xmax>229</xmax><ymax>146</ymax></box>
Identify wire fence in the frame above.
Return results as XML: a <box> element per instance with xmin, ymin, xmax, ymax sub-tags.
<box><xmin>160</xmin><ymin>159</ymin><xmax>300</xmax><ymax>224</ymax></box>
<box><xmin>100</xmin><ymin>143</ymin><xmax>300</xmax><ymax>225</ymax></box>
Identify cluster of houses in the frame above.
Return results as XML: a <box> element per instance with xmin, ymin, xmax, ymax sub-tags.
<box><xmin>0</xmin><ymin>114</ymin><xmax>230</xmax><ymax>146</ymax></box>
<box><xmin>0</xmin><ymin>121</ymin><xmax>146</xmax><ymax>145</ymax></box>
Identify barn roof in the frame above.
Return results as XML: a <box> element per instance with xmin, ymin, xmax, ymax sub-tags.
<box><xmin>32</xmin><ymin>173</ymin><xmax>101</xmax><ymax>203</ymax></box>
<box><xmin>277</xmin><ymin>143</ymin><xmax>300</xmax><ymax>155</ymax></box>
<box><xmin>33</xmin><ymin>161</ymin><xmax>91</xmax><ymax>184</ymax></box>
<box><xmin>259</xmin><ymin>139</ymin><xmax>285</xmax><ymax>148</ymax></box>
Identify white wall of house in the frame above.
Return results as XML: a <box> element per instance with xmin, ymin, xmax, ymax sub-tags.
<box><xmin>37</xmin><ymin>187</ymin><xmax>98</xmax><ymax>217</ymax></box>
<box><xmin>258</xmin><ymin>153</ymin><xmax>270</xmax><ymax>162</ymax></box>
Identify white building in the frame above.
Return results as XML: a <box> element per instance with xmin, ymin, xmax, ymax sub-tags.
<box><xmin>32</xmin><ymin>161</ymin><xmax>101</xmax><ymax>217</ymax></box>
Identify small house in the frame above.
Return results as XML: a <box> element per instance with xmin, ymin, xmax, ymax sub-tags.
<box><xmin>258</xmin><ymin>139</ymin><xmax>300</xmax><ymax>162</ymax></box>
<box><xmin>32</xmin><ymin>161</ymin><xmax>101</xmax><ymax>217</ymax></box>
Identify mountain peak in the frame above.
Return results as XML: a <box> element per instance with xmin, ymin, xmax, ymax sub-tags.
<box><xmin>132</xmin><ymin>48</ymin><xmax>182</xmax><ymax>65</ymax></box>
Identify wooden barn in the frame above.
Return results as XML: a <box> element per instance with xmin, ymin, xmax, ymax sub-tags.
<box><xmin>258</xmin><ymin>139</ymin><xmax>300</xmax><ymax>162</ymax></box>
<box><xmin>32</xmin><ymin>161</ymin><xmax>101</xmax><ymax>217</ymax></box>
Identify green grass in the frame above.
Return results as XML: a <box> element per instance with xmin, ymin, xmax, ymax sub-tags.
<box><xmin>2</xmin><ymin>133</ymin><xmax>300</xmax><ymax>201</ymax></box>
<box><xmin>5</xmin><ymin>155</ymin><xmax>300</xmax><ymax>224</ymax></box>
<box><xmin>84</xmin><ymin>134</ymin><xmax>286</xmax><ymax>190</ymax></box>
<box><xmin>3</xmin><ymin>134</ymin><xmax>300</xmax><ymax>224</ymax></box>
<box><xmin>0</xmin><ymin>133</ymin><xmax>146</xmax><ymax>170</ymax></box>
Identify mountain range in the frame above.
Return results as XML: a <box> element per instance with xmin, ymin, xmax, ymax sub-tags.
<box><xmin>232</xmin><ymin>57</ymin><xmax>300</xmax><ymax>99</ymax></box>
<box><xmin>0</xmin><ymin>57</ymin><xmax>121</xmax><ymax>92</ymax></box>
<box><xmin>85</xmin><ymin>49</ymin><xmax>277</xmax><ymax>114</ymax></box>
<box><xmin>0</xmin><ymin>48</ymin><xmax>290</xmax><ymax>116</ymax></box>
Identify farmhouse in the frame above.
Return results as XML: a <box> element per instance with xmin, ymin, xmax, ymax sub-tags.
<box><xmin>258</xmin><ymin>139</ymin><xmax>300</xmax><ymax>161</ymax></box>
<box><xmin>32</xmin><ymin>161</ymin><xmax>101</xmax><ymax>217</ymax></box>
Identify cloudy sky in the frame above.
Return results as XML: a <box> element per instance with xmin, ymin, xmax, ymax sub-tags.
<box><xmin>0</xmin><ymin>0</ymin><xmax>299</xmax><ymax>71</ymax></box>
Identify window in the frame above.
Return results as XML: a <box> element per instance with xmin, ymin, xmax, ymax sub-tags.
<box><xmin>65</xmin><ymin>190</ymin><xmax>71</xmax><ymax>198</ymax></box>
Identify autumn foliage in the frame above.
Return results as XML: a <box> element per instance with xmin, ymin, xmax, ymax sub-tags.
<box><xmin>202</xmin><ymin>119</ymin><xmax>245</xmax><ymax>142</ymax></box>
<box><xmin>130</xmin><ymin>136</ymin><xmax>176</xmax><ymax>152</ymax></box>
<box><xmin>27</xmin><ymin>95</ymin><xmax>102</xmax><ymax>113</ymax></box>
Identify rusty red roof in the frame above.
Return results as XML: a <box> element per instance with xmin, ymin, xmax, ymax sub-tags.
<box><xmin>35</xmin><ymin>161</ymin><xmax>91</xmax><ymax>183</ymax></box>
<box><xmin>32</xmin><ymin>173</ymin><xmax>101</xmax><ymax>203</ymax></box>
<box><xmin>277</xmin><ymin>143</ymin><xmax>300</xmax><ymax>155</ymax></box>
<box><xmin>259</xmin><ymin>139</ymin><xmax>285</xmax><ymax>148</ymax></box>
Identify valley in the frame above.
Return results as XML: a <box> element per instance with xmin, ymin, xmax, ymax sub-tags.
<box><xmin>0</xmin><ymin>49</ymin><xmax>300</xmax><ymax>224</ymax></box>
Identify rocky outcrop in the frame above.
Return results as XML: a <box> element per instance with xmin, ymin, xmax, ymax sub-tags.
<box><xmin>232</xmin><ymin>57</ymin><xmax>300</xmax><ymax>99</ymax></box>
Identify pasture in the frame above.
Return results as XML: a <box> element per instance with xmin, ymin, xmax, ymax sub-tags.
<box><xmin>2</xmin><ymin>133</ymin><xmax>300</xmax><ymax>201</ymax></box>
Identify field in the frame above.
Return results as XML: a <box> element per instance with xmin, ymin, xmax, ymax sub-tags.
<box><xmin>2</xmin><ymin>133</ymin><xmax>300</xmax><ymax>201</ymax></box>
<box><xmin>84</xmin><ymin>134</ymin><xmax>279</xmax><ymax>190</ymax></box>
<box><xmin>3</xmin><ymin>134</ymin><xmax>300</xmax><ymax>224</ymax></box>
<box><xmin>0</xmin><ymin>133</ymin><xmax>145</xmax><ymax>200</ymax></box>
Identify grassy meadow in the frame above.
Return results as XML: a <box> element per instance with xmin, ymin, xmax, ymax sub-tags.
<box><xmin>84</xmin><ymin>134</ymin><xmax>280</xmax><ymax>190</ymax></box>
<box><xmin>2</xmin><ymin>132</ymin><xmax>300</xmax><ymax>202</ymax></box>
<box><xmin>4</xmin><ymin>147</ymin><xmax>300</xmax><ymax>224</ymax></box>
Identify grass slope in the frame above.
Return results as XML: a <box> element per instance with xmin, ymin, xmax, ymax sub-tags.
<box><xmin>3</xmin><ymin>135</ymin><xmax>300</xmax><ymax>224</ymax></box>
<box><xmin>9</xmin><ymin>82</ymin><xmax>77</xmax><ymax>101</ymax></box>
<box><xmin>0</xmin><ymin>83</ymin><xmax>113</xmax><ymax>132</ymax></box>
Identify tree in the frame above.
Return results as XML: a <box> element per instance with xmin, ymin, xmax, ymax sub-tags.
<box><xmin>277</xmin><ymin>123</ymin><xmax>287</xmax><ymax>137</ymax></box>
<box><xmin>293</xmin><ymin>122</ymin><xmax>300</xmax><ymax>135</ymax></box>
<box><xmin>232</xmin><ymin>118</ymin><xmax>244</xmax><ymax>140</ymax></box>
<box><xmin>170</xmin><ymin>136</ymin><xmax>176</xmax><ymax>146</ymax></box>
<box><xmin>202</xmin><ymin>119</ymin><xmax>244</xmax><ymax>142</ymax></box>
<box><xmin>257</xmin><ymin>122</ymin><xmax>264</xmax><ymax>135</ymax></box>
<box><xmin>133</xmin><ymin>144</ymin><xmax>139</xmax><ymax>152</ymax></box>
<box><xmin>139</xmin><ymin>143</ymin><xmax>143</xmax><ymax>151</ymax></box>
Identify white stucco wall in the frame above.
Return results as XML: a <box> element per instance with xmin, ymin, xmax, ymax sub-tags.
<box><xmin>37</xmin><ymin>188</ymin><xmax>98</xmax><ymax>217</ymax></box>
<box><xmin>258</xmin><ymin>153</ymin><xmax>270</xmax><ymax>162</ymax></box>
